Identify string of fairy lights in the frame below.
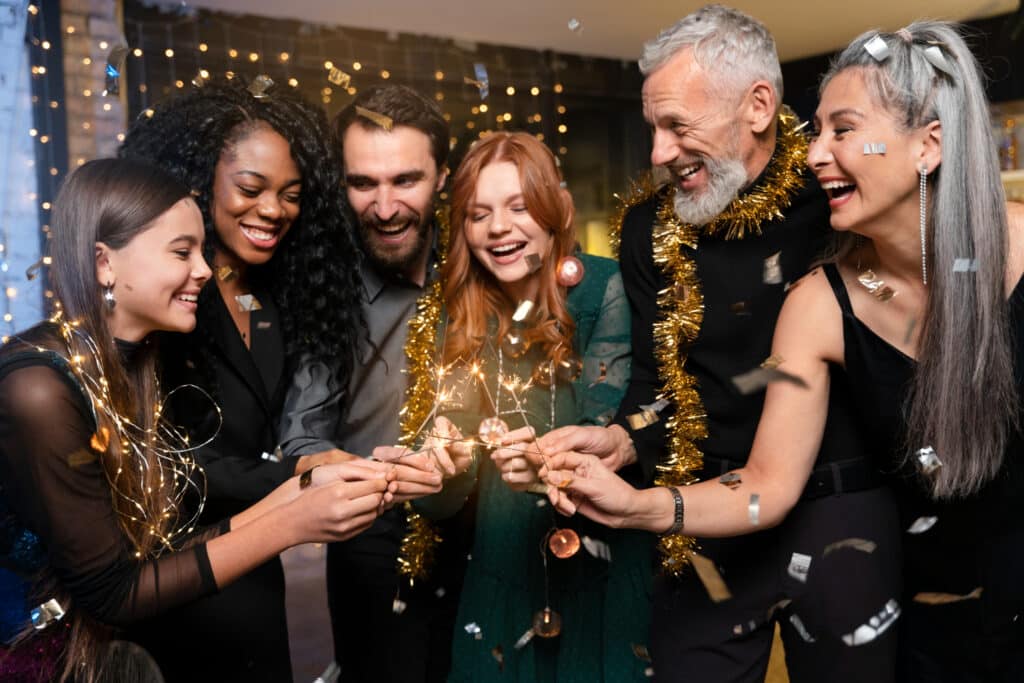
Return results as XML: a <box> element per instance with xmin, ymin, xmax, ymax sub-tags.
<box><xmin>14</xmin><ymin>1</ymin><xmax>643</xmax><ymax>335</ymax></box>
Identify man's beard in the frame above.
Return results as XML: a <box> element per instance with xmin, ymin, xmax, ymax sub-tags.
<box><xmin>358</xmin><ymin>208</ymin><xmax>432</xmax><ymax>276</ymax></box>
<box><xmin>672</xmin><ymin>154</ymin><xmax>748</xmax><ymax>227</ymax></box>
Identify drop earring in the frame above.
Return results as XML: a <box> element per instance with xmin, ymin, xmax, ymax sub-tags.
<box><xmin>919</xmin><ymin>164</ymin><xmax>928</xmax><ymax>285</ymax></box>
<box><xmin>103</xmin><ymin>282</ymin><xmax>116</xmax><ymax>310</ymax></box>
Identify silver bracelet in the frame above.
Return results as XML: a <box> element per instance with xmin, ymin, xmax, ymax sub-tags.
<box><xmin>660</xmin><ymin>486</ymin><xmax>684</xmax><ymax>536</ymax></box>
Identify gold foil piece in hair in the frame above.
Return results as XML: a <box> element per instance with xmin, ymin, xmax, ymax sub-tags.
<box><xmin>356</xmin><ymin>106</ymin><xmax>394</xmax><ymax>131</ymax></box>
<box><xmin>247</xmin><ymin>74</ymin><xmax>274</xmax><ymax>98</ymax></box>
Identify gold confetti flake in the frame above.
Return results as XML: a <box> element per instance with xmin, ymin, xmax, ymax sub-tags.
<box><xmin>356</xmin><ymin>106</ymin><xmax>394</xmax><ymax>131</ymax></box>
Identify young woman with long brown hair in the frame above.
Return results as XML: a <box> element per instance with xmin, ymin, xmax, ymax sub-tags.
<box><xmin>0</xmin><ymin>158</ymin><xmax>398</xmax><ymax>682</ymax></box>
<box><xmin>413</xmin><ymin>132</ymin><xmax>651</xmax><ymax>682</ymax></box>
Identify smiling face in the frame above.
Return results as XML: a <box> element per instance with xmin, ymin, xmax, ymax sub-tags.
<box><xmin>342</xmin><ymin>124</ymin><xmax>444</xmax><ymax>280</ymax></box>
<box><xmin>808</xmin><ymin>68</ymin><xmax>934</xmax><ymax>236</ymax></box>
<box><xmin>464</xmin><ymin>161</ymin><xmax>553</xmax><ymax>301</ymax></box>
<box><xmin>642</xmin><ymin>49</ymin><xmax>752</xmax><ymax>225</ymax></box>
<box><xmin>210</xmin><ymin>124</ymin><xmax>301</xmax><ymax>266</ymax></box>
<box><xmin>99</xmin><ymin>198</ymin><xmax>212</xmax><ymax>341</ymax></box>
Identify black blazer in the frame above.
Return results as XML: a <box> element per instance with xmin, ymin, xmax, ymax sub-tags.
<box><xmin>161</xmin><ymin>289</ymin><xmax>294</xmax><ymax>522</ymax></box>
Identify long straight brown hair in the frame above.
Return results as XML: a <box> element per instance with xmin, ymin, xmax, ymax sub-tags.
<box><xmin>443</xmin><ymin>132</ymin><xmax>577</xmax><ymax>368</ymax></box>
<box><xmin>43</xmin><ymin>158</ymin><xmax>193</xmax><ymax>681</ymax></box>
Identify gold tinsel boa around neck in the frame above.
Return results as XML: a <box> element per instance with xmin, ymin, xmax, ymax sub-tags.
<box><xmin>609</xmin><ymin>107</ymin><xmax>809</xmax><ymax>576</ymax></box>
<box><xmin>397</xmin><ymin>208</ymin><xmax>450</xmax><ymax>585</ymax></box>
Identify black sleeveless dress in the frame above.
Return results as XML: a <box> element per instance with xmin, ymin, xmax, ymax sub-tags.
<box><xmin>824</xmin><ymin>263</ymin><xmax>1024</xmax><ymax>682</ymax></box>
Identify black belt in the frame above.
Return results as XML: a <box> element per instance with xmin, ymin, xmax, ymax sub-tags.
<box><xmin>700</xmin><ymin>455</ymin><xmax>881</xmax><ymax>500</ymax></box>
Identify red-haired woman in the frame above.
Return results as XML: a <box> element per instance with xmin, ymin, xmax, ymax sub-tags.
<box><xmin>414</xmin><ymin>132</ymin><xmax>650</xmax><ymax>682</ymax></box>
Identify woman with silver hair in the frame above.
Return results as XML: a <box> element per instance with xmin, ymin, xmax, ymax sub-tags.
<box><xmin>540</xmin><ymin>21</ymin><xmax>1024</xmax><ymax>681</ymax></box>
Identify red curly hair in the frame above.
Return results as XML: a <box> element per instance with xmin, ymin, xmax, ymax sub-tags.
<box><xmin>443</xmin><ymin>132</ymin><xmax>577</xmax><ymax>369</ymax></box>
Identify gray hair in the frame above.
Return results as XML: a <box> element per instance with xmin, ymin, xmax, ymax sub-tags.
<box><xmin>823</xmin><ymin>22</ymin><xmax>1016</xmax><ymax>499</ymax></box>
<box><xmin>639</xmin><ymin>5</ymin><xmax>783</xmax><ymax>105</ymax></box>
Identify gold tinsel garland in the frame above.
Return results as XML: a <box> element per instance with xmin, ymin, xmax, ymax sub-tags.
<box><xmin>397</xmin><ymin>209</ymin><xmax>450</xmax><ymax>584</ymax></box>
<box><xmin>608</xmin><ymin>108</ymin><xmax>809</xmax><ymax>575</ymax></box>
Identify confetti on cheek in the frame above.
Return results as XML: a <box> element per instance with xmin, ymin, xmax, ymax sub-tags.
<box><xmin>863</xmin><ymin>142</ymin><xmax>887</xmax><ymax>155</ymax></box>
<box><xmin>524</xmin><ymin>253</ymin><xmax>543</xmax><ymax>274</ymax></box>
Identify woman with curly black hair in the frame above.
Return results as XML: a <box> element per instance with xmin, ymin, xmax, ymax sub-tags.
<box><xmin>118</xmin><ymin>77</ymin><xmax>397</xmax><ymax>681</ymax></box>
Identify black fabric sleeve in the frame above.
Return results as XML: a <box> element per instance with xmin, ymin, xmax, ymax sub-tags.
<box><xmin>612</xmin><ymin>200</ymin><xmax>672</xmax><ymax>486</ymax></box>
<box><xmin>0</xmin><ymin>363</ymin><xmax>223</xmax><ymax>627</ymax></box>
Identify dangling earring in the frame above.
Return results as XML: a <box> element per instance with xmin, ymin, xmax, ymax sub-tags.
<box><xmin>919</xmin><ymin>164</ymin><xmax>928</xmax><ymax>286</ymax></box>
<box><xmin>103</xmin><ymin>282</ymin><xmax>116</xmax><ymax>310</ymax></box>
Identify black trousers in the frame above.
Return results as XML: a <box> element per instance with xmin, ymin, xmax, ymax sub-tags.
<box><xmin>326</xmin><ymin>508</ymin><xmax>470</xmax><ymax>683</ymax></box>
<box><xmin>649</xmin><ymin>487</ymin><xmax>901</xmax><ymax>683</ymax></box>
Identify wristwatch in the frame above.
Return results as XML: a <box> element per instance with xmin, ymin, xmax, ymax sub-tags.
<box><xmin>660</xmin><ymin>486</ymin><xmax>684</xmax><ymax>536</ymax></box>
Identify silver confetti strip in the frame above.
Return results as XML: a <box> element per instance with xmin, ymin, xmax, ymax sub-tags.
<box><xmin>763</xmin><ymin>251</ymin><xmax>783</xmax><ymax>285</ymax></box>
<box><xmin>789</xmin><ymin>614</ymin><xmax>816</xmax><ymax>643</ymax></box>
<box><xmin>392</xmin><ymin>598</ymin><xmax>408</xmax><ymax>614</ymax></box>
<box><xmin>582</xmin><ymin>535</ymin><xmax>612</xmax><ymax>562</ymax></box>
<box><xmin>514</xmin><ymin>627</ymin><xmax>535</xmax><ymax>649</ymax></box>
<box><xmin>864</xmin><ymin>35</ymin><xmax>891</xmax><ymax>62</ymax></box>
<box><xmin>863</xmin><ymin>142</ymin><xmax>887</xmax><ymax>155</ymax></box>
<box><xmin>916</xmin><ymin>446</ymin><xmax>942</xmax><ymax>475</ymax></box>
<box><xmin>952</xmin><ymin>258</ymin><xmax>979</xmax><ymax>272</ymax></box>
<box><xmin>907</xmin><ymin>516</ymin><xmax>938</xmax><ymax>534</ymax></box>
<box><xmin>464</xmin><ymin>622</ymin><xmax>483</xmax><ymax>639</ymax></box>
<box><xmin>787</xmin><ymin>552</ymin><xmax>811</xmax><ymax>583</ymax></box>
<box><xmin>841</xmin><ymin>599</ymin><xmax>901</xmax><ymax>646</ymax></box>
<box><xmin>30</xmin><ymin>598</ymin><xmax>65</xmax><ymax>630</ymax></box>
<box><xmin>748</xmin><ymin>493</ymin><xmax>761</xmax><ymax>525</ymax></box>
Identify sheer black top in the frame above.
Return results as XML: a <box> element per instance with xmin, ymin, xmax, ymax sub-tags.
<box><xmin>0</xmin><ymin>326</ymin><xmax>222</xmax><ymax>639</ymax></box>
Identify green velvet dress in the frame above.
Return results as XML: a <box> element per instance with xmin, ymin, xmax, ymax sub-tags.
<box><xmin>415</xmin><ymin>254</ymin><xmax>653</xmax><ymax>682</ymax></box>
